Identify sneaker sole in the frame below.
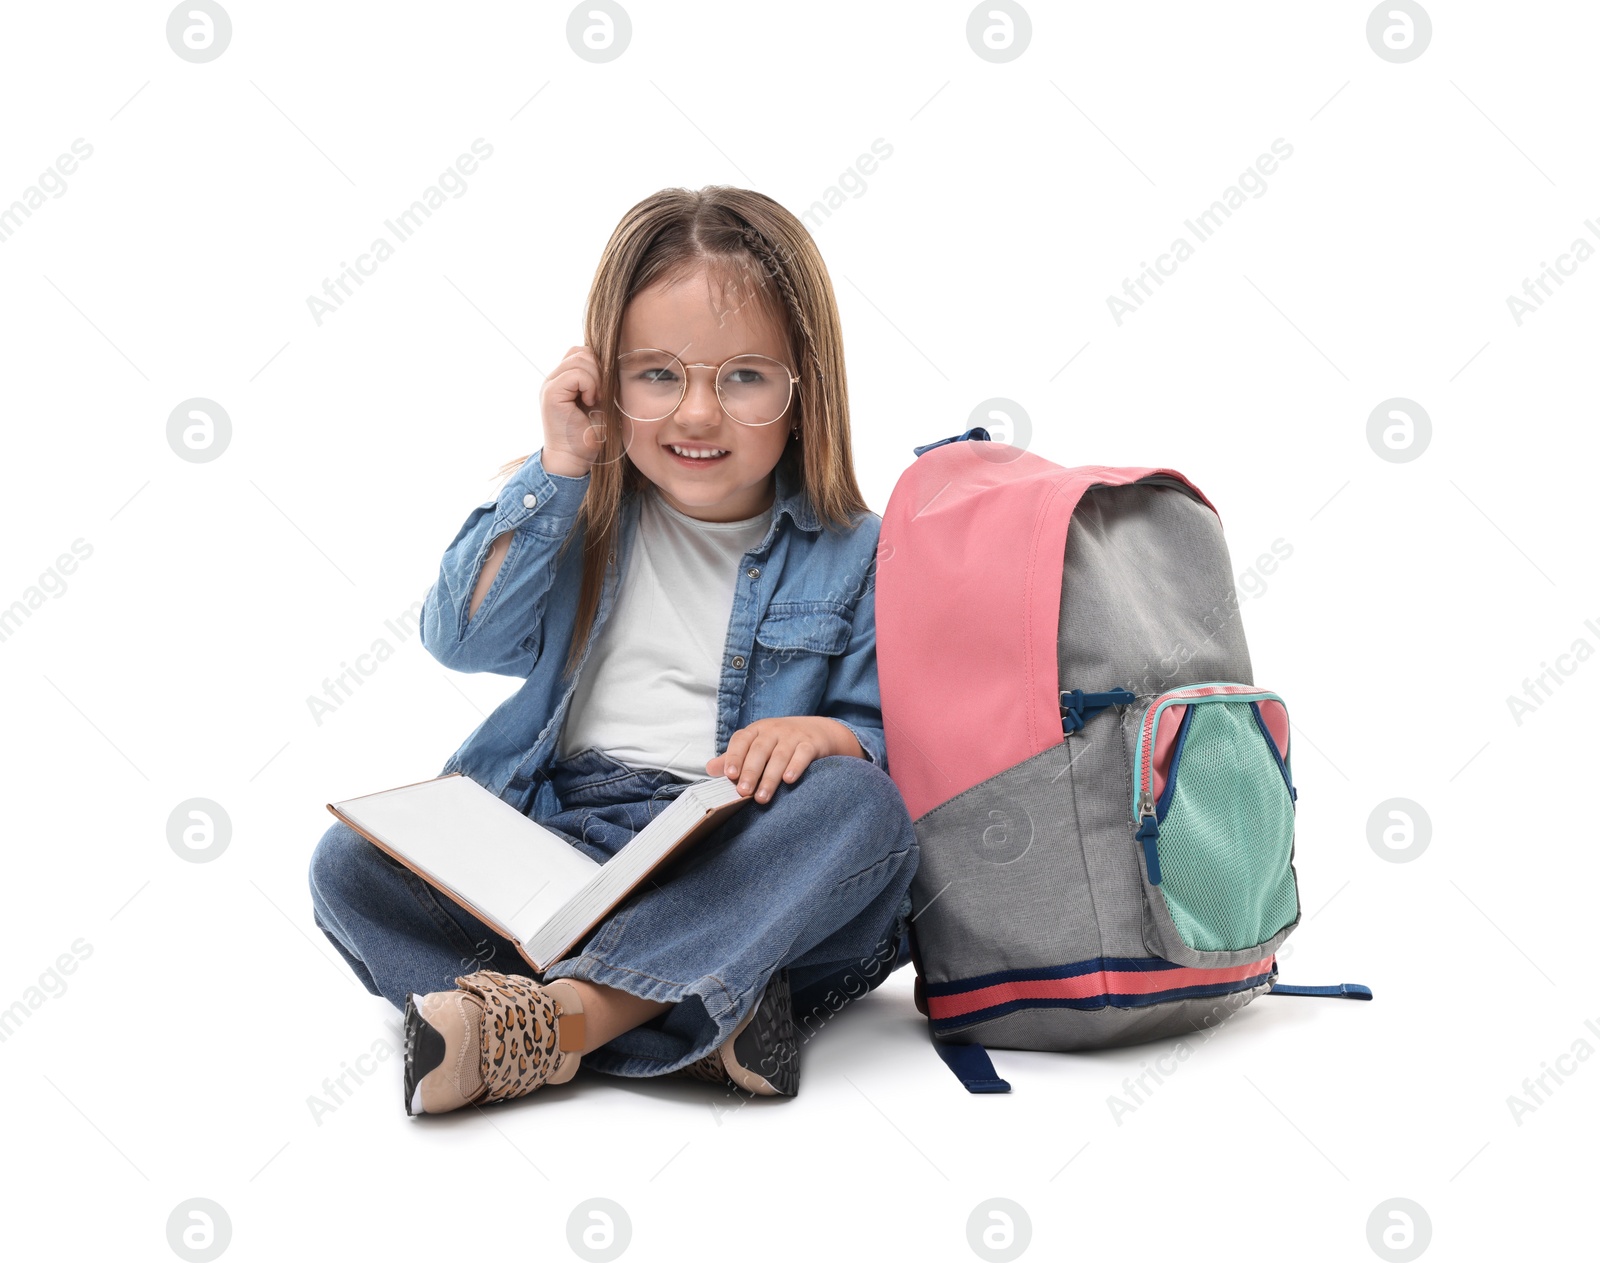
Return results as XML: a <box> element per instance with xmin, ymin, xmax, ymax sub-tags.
<box><xmin>727</xmin><ymin>968</ymin><xmax>799</xmax><ymax>1097</ymax></box>
<box><xmin>402</xmin><ymin>992</ymin><xmax>447</xmax><ymax>1117</ymax></box>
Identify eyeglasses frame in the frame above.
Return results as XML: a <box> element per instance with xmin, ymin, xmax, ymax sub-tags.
<box><xmin>613</xmin><ymin>348</ymin><xmax>801</xmax><ymax>428</ymax></box>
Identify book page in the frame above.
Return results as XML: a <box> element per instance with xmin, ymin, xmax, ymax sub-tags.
<box><xmin>330</xmin><ymin>775</ymin><xmax>599</xmax><ymax>943</ymax></box>
<box><xmin>521</xmin><ymin>774</ymin><xmax>746</xmax><ymax>965</ymax></box>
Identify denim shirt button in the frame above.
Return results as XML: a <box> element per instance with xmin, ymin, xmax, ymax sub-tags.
<box><xmin>732</xmin><ymin>655</ymin><xmax>746</xmax><ymax>669</ymax></box>
<box><xmin>523</xmin><ymin>493</ymin><xmax>538</xmax><ymax>509</ymax></box>
<box><xmin>745</xmin><ymin>566</ymin><xmax>760</xmax><ymax>579</ymax></box>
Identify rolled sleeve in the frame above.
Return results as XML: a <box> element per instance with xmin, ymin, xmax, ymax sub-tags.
<box><xmin>489</xmin><ymin>449</ymin><xmax>592</xmax><ymax>540</ymax></box>
<box><xmin>419</xmin><ymin>449</ymin><xmax>590</xmax><ymax>675</ymax></box>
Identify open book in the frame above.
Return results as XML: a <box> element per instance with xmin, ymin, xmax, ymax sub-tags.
<box><xmin>326</xmin><ymin>772</ymin><xmax>750</xmax><ymax>972</ymax></box>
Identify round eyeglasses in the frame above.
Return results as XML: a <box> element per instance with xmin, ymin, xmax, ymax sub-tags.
<box><xmin>615</xmin><ymin>349</ymin><xmax>799</xmax><ymax>427</ymax></box>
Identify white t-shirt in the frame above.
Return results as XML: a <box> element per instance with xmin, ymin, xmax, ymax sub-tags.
<box><xmin>556</xmin><ymin>484</ymin><xmax>773</xmax><ymax>781</ymax></box>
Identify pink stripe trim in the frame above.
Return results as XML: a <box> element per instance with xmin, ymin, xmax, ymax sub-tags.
<box><xmin>1150</xmin><ymin>703</ymin><xmax>1188</xmax><ymax>803</ymax></box>
<box><xmin>925</xmin><ymin>957</ymin><xmax>1274</xmax><ymax>1021</ymax></box>
<box><xmin>1258</xmin><ymin>699</ymin><xmax>1289</xmax><ymax>761</ymax></box>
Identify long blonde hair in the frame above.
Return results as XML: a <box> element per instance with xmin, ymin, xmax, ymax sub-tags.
<box><xmin>497</xmin><ymin>186</ymin><xmax>869</xmax><ymax>680</ymax></box>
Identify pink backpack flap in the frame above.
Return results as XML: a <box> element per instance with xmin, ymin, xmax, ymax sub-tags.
<box><xmin>877</xmin><ymin>439</ymin><xmax>1212</xmax><ymax>821</ymax></box>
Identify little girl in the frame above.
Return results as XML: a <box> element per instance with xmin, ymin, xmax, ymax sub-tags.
<box><xmin>308</xmin><ymin>186</ymin><xmax>920</xmax><ymax>1115</ymax></box>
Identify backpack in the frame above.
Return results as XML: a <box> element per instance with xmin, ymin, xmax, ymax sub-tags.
<box><xmin>876</xmin><ymin>428</ymin><xmax>1371</xmax><ymax>1093</ymax></box>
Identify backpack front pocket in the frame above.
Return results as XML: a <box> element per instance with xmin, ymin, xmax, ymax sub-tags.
<box><xmin>1131</xmin><ymin>682</ymin><xmax>1300</xmax><ymax>964</ymax></box>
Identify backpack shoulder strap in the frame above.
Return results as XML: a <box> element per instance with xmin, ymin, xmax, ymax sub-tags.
<box><xmin>930</xmin><ymin>1029</ymin><xmax>1012</xmax><ymax>1093</ymax></box>
<box><xmin>1267</xmin><ymin>981</ymin><xmax>1373</xmax><ymax>999</ymax></box>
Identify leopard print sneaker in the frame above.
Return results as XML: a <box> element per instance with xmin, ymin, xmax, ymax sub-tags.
<box><xmin>670</xmin><ymin>968</ymin><xmax>799</xmax><ymax>1097</ymax></box>
<box><xmin>404</xmin><ymin>971</ymin><xmax>586</xmax><ymax>1116</ymax></box>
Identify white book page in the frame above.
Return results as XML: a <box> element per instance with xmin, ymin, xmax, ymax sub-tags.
<box><xmin>331</xmin><ymin>775</ymin><xmax>599</xmax><ymax>941</ymax></box>
<box><xmin>523</xmin><ymin>775</ymin><xmax>743</xmax><ymax>966</ymax></box>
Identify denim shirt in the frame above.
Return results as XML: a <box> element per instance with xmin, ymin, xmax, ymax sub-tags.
<box><xmin>420</xmin><ymin>448</ymin><xmax>886</xmax><ymax>816</ymax></box>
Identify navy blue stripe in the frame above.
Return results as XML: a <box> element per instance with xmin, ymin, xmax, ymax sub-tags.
<box><xmin>927</xmin><ymin>972</ymin><xmax>1276</xmax><ymax>1032</ymax></box>
<box><xmin>922</xmin><ymin>955</ymin><xmax>1196</xmax><ymax>999</ymax></box>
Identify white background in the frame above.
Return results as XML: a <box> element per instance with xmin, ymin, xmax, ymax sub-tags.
<box><xmin>1</xmin><ymin>3</ymin><xmax>1593</xmax><ymax>1260</ymax></box>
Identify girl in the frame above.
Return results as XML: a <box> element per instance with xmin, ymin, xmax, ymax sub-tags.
<box><xmin>308</xmin><ymin>186</ymin><xmax>920</xmax><ymax>1116</ymax></box>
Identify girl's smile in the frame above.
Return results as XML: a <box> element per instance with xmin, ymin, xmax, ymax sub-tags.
<box><xmin>662</xmin><ymin>440</ymin><xmax>732</xmax><ymax>465</ymax></box>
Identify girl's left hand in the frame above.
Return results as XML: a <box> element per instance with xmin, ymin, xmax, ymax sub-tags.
<box><xmin>706</xmin><ymin>716</ymin><xmax>864</xmax><ymax>802</ymax></box>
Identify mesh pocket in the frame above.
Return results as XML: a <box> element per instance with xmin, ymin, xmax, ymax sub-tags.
<box><xmin>1152</xmin><ymin>700</ymin><xmax>1297</xmax><ymax>953</ymax></box>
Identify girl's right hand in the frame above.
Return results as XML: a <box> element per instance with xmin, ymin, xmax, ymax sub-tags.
<box><xmin>540</xmin><ymin>345</ymin><xmax>608</xmax><ymax>477</ymax></box>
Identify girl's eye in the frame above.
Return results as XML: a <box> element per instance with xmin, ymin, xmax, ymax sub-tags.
<box><xmin>724</xmin><ymin>369</ymin><xmax>763</xmax><ymax>386</ymax></box>
<box><xmin>639</xmin><ymin>368</ymin><xmax>679</xmax><ymax>384</ymax></box>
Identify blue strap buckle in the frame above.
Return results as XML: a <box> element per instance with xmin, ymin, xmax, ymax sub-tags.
<box><xmin>912</xmin><ymin>426</ymin><xmax>991</xmax><ymax>457</ymax></box>
<box><xmin>1060</xmin><ymin>687</ymin><xmax>1135</xmax><ymax>735</ymax></box>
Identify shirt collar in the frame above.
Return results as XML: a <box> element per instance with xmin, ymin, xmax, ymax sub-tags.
<box><xmin>771</xmin><ymin>449</ymin><xmax>821</xmax><ymax>532</ymax></box>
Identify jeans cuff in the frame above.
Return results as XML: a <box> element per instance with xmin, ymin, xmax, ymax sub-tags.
<box><xmin>540</xmin><ymin>953</ymin><xmax>747</xmax><ymax>1077</ymax></box>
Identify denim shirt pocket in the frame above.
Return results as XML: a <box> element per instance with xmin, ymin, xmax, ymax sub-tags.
<box><xmin>750</xmin><ymin>599</ymin><xmax>853</xmax><ymax>700</ymax></box>
<box><xmin>754</xmin><ymin>600</ymin><xmax>853</xmax><ymax>653</ymax></box>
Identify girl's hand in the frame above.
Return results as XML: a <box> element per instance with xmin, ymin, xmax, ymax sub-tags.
<box><xmin>706</xmin><ymin>717</ymin><xmax>864</xmax><ymax>802</ymax></box>
<box><xmin>540</xmin><ymin>345</ymin><xmax>608</xmax><ymax>477</ymax></box>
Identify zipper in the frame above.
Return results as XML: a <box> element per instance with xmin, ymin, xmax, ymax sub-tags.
<box><xmin>1131</xmin><ymin>681</ymin><xmax>1288</xmax><ymax>829</ymax></box>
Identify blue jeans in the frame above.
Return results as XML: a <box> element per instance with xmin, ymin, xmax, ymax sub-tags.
<box><xmin>308</xmin><ymin>748</ymin><xmax>919</xmax><ymax>1078</ymax></box>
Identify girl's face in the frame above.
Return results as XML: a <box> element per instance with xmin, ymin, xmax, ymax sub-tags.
<box><xmin>617</xmin><ymin>265</ymin><xmax>796</xmax><ymax>523</ymax></box>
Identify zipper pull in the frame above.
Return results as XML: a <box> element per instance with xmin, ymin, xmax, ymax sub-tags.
<box><xmin>1135</xmin><ymin>797</ymin><xmax>1161</xmax><ymax>884</ymax></box>
<box><xmin>1060</xmin><ymin>687</ymin><xmax>1136</xmax><ymax>735</ymax></box>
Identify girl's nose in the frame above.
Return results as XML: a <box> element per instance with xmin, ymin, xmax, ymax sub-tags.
<box><xmin>671</xmin><ymin>362</ymin><xmax>727</xmax><ymax>426</ymax></box>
